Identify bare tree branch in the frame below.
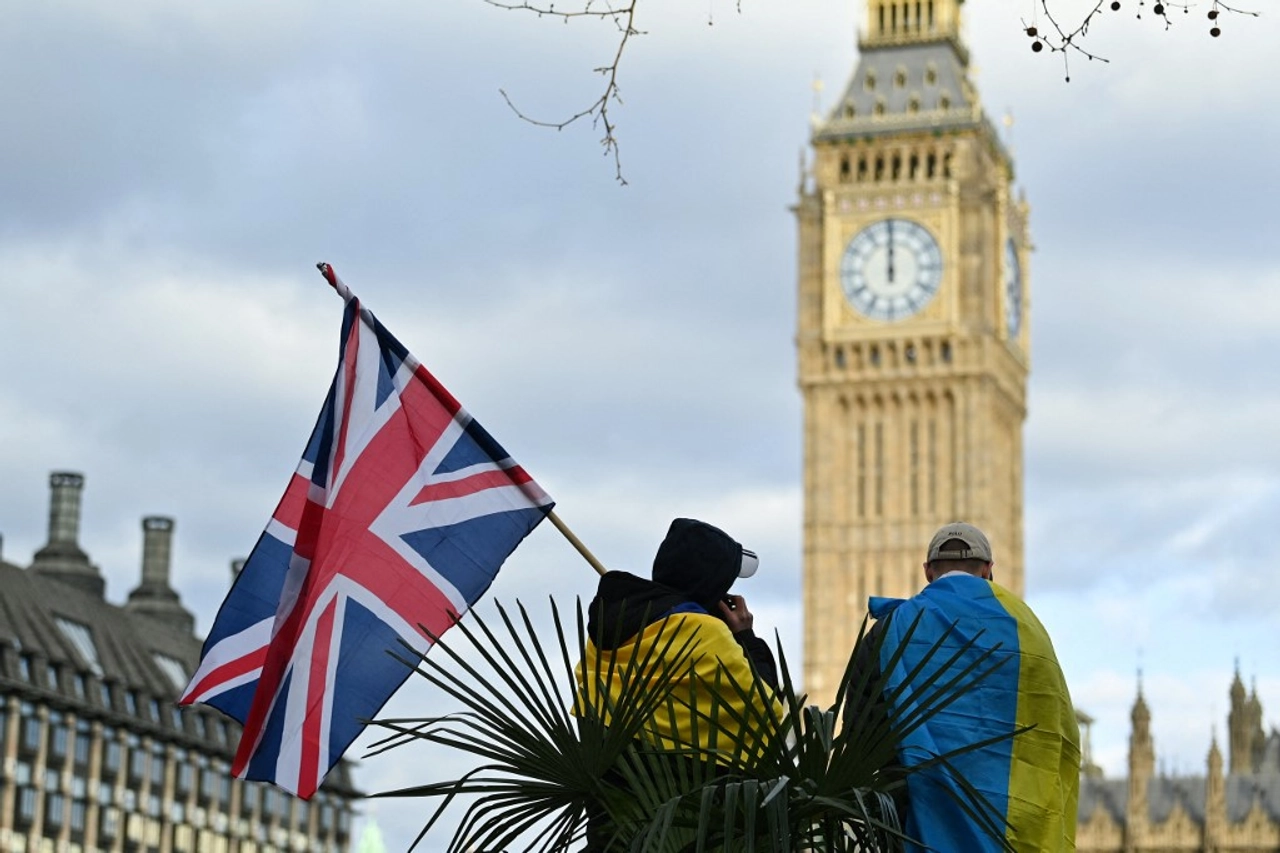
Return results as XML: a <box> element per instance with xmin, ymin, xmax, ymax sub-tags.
<box><xmin>1024</xmin><ymin>0</ymin><xmax>1259</xmax><ymax>81</ymax></box>
<box><xmin>486</xmin><ymin>0</ymin><xmax>1260</xmax><ymax>180</ymax></box>
<box><xmin>486</xmin><ymin>0</ymin><xmax>640</xmax><ymax>185</ymax></box>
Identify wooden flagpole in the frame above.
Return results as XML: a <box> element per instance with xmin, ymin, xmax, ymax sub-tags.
<box><xmin>547</xmin><ymin>510</ymin><xmax>607</xmax><ymax>576</ymax></box>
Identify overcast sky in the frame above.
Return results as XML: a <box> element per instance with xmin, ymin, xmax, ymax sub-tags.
<box><xmin>2</xmin><ymin>0</ymin><xmax>1278</xmax><ymax>848</ymax></box>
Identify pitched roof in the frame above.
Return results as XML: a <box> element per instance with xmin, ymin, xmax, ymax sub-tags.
<box><xmin>1227</xmin><ymin>773</ymin><xmax>1280</xmax><ymax>823</ymax></box>
<box><xmin>1078</xmin><ymin>772</ymin><xmax>1280</xmax><ymax>827</ymax></box>
<box><xmin>1078</xmin><ymin>777</ymin><xmax>1127</xmax><ymax>824</ymax></box>
<box><xmin>812</xmin><ymin>41</ymin><xmax>991</xmax><ymax>143</ymax></box>
<box><xmin>0</xmin><ymin>558</ymin><xmax>359</xmax><ymax>797</ymax></box>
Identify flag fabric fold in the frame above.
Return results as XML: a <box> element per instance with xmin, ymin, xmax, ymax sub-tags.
<box><xmin>181</xmin><ymin>264</ymin><xmax>554</xmax><ymax>797</ymax></box>
<box><xmin>869</xmin><ymin>577</ymin><xmax>1080</xmax><ymax>852</ymax></box>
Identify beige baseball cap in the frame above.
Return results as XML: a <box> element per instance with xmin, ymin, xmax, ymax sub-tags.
<box><xmin>926</xmin><ymin>522</ymin><xmax>993</xmax><ymax>564</ymax></box>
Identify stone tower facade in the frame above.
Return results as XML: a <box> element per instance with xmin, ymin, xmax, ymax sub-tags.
<box><xmin>1125</xmin><ymin>684</ymin><xmax>1154</xmax><ymax>851</ymax></box>
<box><xmin>797</xmin><ymin>0</ymin><xmax>1029</xmax><ymax>705</ymax></box>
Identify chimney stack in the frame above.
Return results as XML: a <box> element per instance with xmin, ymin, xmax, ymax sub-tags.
<box><xmin>141</xmin><ymin>517</ymin><xmax>175</xmax><ymax>588</ymax></box>
<box><xmin>49</xmin><ymin>471</ymin><xmax>85</xmax><ymax>544</ymax></box>
<box><xmin>125</xmin><ymin>516</ymin><xmax>195</xmax><ymax>635</ymax></box>
<box><xmin>31</xmin><ymin>471</ymin><xmax>105</xmax><ymax>597</ymax></box>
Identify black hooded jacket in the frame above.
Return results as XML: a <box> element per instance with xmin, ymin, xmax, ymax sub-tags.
<box><xmin>585</xmin><ymin>571</ymin><xmax>778</xmax><ymax>690</ymax></box>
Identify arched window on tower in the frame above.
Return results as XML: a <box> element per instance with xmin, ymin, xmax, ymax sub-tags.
<box><xmin>839</xmin><ymin>155</ymin><xmax>851</xmax><ymax>183</ymax></box>
<box><xmin>927</xmin><ymin>417</ymin><xmax>938</xmax><ymax>512</ymax></box>
<box><xmin>909</xmin><ymin>420</ymin><xmax>920</xmax><ymax>516</ymax></box>
<box><xmin>856</xmin><ymin>423</ymin><xmax>867</xmax><ymax>518</ymax></box>
<box><xmin>873</xmin><ymin>422</ymin><xmax>885</xmax><ymax>516</ymax></box>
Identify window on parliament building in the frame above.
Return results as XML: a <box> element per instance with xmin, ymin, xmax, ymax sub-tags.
<box><xmin>104</xmin><ymin>737</ymin><xmax>122</xmax><ymax>775</ymax></box>
<box><xmin>177</xmin><ymin>760</ymin><xmax>193</xmax><ymax>796</ymax></box>
<box><xmin>48</xmin><ymin>711</ymin><xmax>68</xmax><ymax>761</ymax></box>
<box><xmin>20</xmin><ymin>702</ymin><xmax>41</xmax><ymax>752</ymax></box>
<box><xmin>17</xmin><ymin>787</ymin><xmax>37</xmax><ymax>824</ymax></box>
<box><xmin>75</xmin><ymin>721</ymin><xmax>92</xmax><ymax>766</ymax></box>
<box><xmin>100</xmin><ymin>806</ymin><xmax>120</xmax><ymax>840</ymax></box>
<box><xmin>151</xmin><ymin>750</ymin><xmax>165</xmax><ymax>784</ymax></box>
<box><xmin>46</xmin><ymin>792</ymin><xmax>66</xmax><ymax>829</ymax></box>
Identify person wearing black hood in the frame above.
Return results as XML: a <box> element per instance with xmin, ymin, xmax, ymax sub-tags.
<box><xmin>576</xmin><ymin>518</ymin><xmax>783</xmax><ymax>849</ymax></box>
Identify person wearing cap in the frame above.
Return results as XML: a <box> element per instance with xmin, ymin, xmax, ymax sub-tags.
<box><xmin>853</xmin><ymin>521</ymin><xmax>1080</xmax><ymax>852</ymax></box>
<box><xmin>576</xmin><ymin>518</ymin><xmax>782</xmax><ymax>850</ymax></box>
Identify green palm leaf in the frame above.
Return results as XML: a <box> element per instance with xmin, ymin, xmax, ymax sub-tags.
<box><xmin>365</xmin><ymin>598</ymin><xmax>1020</xmax><ymax>852</ymax></box>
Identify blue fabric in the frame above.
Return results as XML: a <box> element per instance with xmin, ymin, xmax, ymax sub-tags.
<box><xmin>872</xmin><ymin>576</ymin><xmax>1022</xmax><ymax>852</ymax></box>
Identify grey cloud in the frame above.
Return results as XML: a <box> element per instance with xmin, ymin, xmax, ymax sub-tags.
<box><xmin>1025</xmin><ymin>473</ymin><xmax>1280</xmax><ymax>624</ymax></box>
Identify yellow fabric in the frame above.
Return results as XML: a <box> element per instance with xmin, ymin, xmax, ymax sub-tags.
<box><xmin>991</xmin><ymin>585</ymin><xmax>1082</xmax><ymax>852</ymax></box>
<box><xmin>577</xmin><ymin>612</ymin><xmax>782</xmax><ymax>761</ymax></box>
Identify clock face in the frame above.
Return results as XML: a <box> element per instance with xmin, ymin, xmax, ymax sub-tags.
<box><xmin>840</xmin><ymin>219</ymin><xmax>943</xmax><ymax>322</ymax></box>
<box><xmin>1004</xmin><ymin>238</ymin><xmax>1022</xmax><ymax>338</ymax></box>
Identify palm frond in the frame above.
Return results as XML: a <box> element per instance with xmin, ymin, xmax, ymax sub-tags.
<box><xmin>368</xmin><ymin>597</ymin><xmax>1023</xmax><ymax>852</ymax></box>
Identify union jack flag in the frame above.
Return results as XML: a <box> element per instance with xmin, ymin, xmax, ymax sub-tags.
<box><xmin>180</xmin><ymin>264</ymin><xmax>554</xmax><ymax>798</ymax></box>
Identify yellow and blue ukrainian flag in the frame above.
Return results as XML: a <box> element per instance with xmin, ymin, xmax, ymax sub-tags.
<box><xmin>578</xmin><ymin>610</ymin><xmax>783</xmax><ymax>761</ymax></box>
<box><xmin>869</xmin><ymin>575</ymin><xmax>1081</xmax><ymax>852</ymax></box>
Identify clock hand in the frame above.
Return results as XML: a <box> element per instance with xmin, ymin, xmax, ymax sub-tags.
<box><xmin>887</xmin><ymin>220</ymin><xmax>896</xmax><ymax>283</ymax></box>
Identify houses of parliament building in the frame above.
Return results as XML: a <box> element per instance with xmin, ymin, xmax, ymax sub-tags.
<box><xmin>797</xmin><ymin>0</ymin><xmax>1280</xmax><ymax>848</ymax></box>
<box><xmin>0</xmin><ymin>472</ymin><xmax>359</xmax><ymax>853</ymax></box>
<box><xmin>1074</xmin><ymin>673</ymin><xmax>1280</xmax><ymax>850</ymax></box>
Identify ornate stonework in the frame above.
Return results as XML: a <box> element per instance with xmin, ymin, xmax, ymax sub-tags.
<box><xmin>797</xmin><ymin>0</ymin><xmax>1028</xmax><ymax>707</ymax></box>
<box><xmin>1077</xmin><ymin>671</ymin><xmax>1280</xmax><ymax>852</ymax></box>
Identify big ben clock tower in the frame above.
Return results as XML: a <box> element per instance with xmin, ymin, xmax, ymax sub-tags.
<box><xmin>797</xmin><ymin>0</ymin><xmax>1030</xmax><ymax>706</ymax></box>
